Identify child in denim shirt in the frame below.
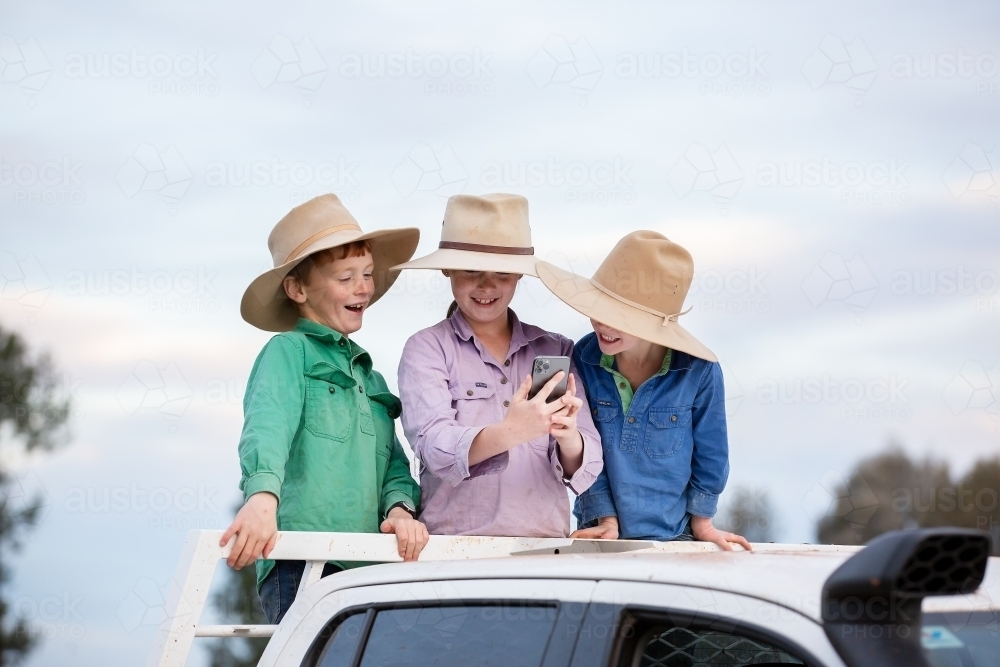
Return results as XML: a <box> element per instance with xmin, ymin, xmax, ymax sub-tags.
<box><xmin>538</xmin><ymin>231</ymin><xmax>751</xmax><ymax>550</ymax></box>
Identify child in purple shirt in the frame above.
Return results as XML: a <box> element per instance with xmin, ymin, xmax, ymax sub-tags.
<box><xmin>394</xmin><ymin>194</ymin><xmax>603</xmax><ymax>536</ymax></box>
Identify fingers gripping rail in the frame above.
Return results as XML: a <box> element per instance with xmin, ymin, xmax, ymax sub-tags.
<box><xmin>147</xmin><ymin>529</ymin><xmax>666</xmax><ymax>667</ymax></box>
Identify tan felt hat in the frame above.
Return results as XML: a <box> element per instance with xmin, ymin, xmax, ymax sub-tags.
<box><xmin>537</xmin><ymin>230</ymin><xmax>717</xmax><ymax>362</ymax></box>
<box><xmin>391</xmin><ymin>193</ymin><xmax>538</xmax><ymax>276</ymax></box>
<box><xmin>241</xmin><ymin>194</ymin><xmax>419</xmax><ymax>332</ymax></box>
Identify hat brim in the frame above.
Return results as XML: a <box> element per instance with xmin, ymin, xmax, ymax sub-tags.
<box><xmin>241</xmin><ymin>227</ymin><xmax>420</xmax><ymax>332</ymax></box>
<box><xmin>536</xmin><ymin>261</ymin><xmax>717</xmax><ymax>362</ymax></box>
<box><xmin>391</xmin><ymin>247</ymin><xmax>538</xmax><ymax>277</ymax></box>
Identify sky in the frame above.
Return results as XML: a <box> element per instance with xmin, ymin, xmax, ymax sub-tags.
<box><xmin>2</xmin><ymin>1</ymin><xmax>999</xmax><ymax>665</ymax></box>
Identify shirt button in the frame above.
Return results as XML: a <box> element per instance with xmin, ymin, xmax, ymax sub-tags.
<box><xmin>503</xmin><ymin>400</ymin><xmax>510</xmax><ymax>407</ymax></box>
<box><xmin>467</xmin><ymin>390</ymin><xmax>474</xmax><ymax>396</ymax></box>
<box><xmin>328</xmin><ymin>386</ymin><xmax>335</xmax><ymax>394</ymax></box>
<box><xmin>504</xmin><ymin>359</ymin><xmax>510</xmax><ymax>367</ymax></box>
<box><xmin>592</xmin><ymin>408</ymin><xmax>598</xmax><ymax>416</ymax></box>
<box><xmin>670</xmin><ymin>414</ymin><xmax>677</xmax><ymax>422</ymax></box>
<box><xmin>619</xmin><ymin>382</ymin><xmax>626</xmax><ymax>389</ymax></box>
<box><xmin>339</xmin><ymin>340</ymin><xmax>346</xmax><ymax>347</ymax></box>
<box><xmin>500</xmin><ymin>378</ymin><xmax>508</xmax><ymax>385</ymax></box>
<box><xmin>627</xmin><ymin>416</ymin><xmax>635</xmax><ymax>424</ymax></box>
<box><xmin>358</xmin><ymin>386</ymin><xmax>363</xmax><ymax>393</ymax></box>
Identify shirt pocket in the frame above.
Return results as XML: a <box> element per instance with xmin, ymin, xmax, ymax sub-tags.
<box><xmin>643</xmin><ymin>405</ymin><xmax>692</xmax><ymax>459</ymax></box>
<box><xmin>448</xmin><ymin>380</ymin><xmax>497</xmax><ymax>428</ymax></box>
<box><xmin>449</xmin><ymin>381</ymin><xmax>495</xmax><ymax>401</ymax></box>
<box><xmin>590</xmin><ymin>400</ymin><xmax>619</xmax><ymax>423</ymax></box>
<box><xmin>303</xmin><ymin>363</ymin><xmax>356</xmax><ymax>442</ymax></box>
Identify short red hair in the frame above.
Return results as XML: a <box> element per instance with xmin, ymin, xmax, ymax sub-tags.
<box><xmin>288</xmin><ymin>240</ymin><xmax>372</xmax><ymax>286</ymax></box>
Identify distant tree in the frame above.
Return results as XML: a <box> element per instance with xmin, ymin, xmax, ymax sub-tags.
<box><xmin>206</xmin><ymin>503</ymin><xmax>268</xmax><ymax>667</ymax></box>
<box><xmin>717</xmin><ymin>485</ymin><xmax>775</xmax><ymax>543</ymax></box>
<box><xmin>948</xmin><ymin>457</ymin><xmax>1000</xmax><ymax>552</ymax></box>
<box><xmin>0</xmin><ymin>324</ymin><xmax>70</xmax><ymax>666</ymax></box>
<box><xmin>817</xmin><ymin>448</ymin><xmax>1000</xmax><ymax>555</ymax></box>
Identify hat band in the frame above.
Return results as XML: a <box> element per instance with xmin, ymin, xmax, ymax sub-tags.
<box><xmin>283</xmin><ymin>223</ymin><xmax>363</xmax><ymax>264</ymax></box>
<box><xmin>438</xmin><ymin>241</ymin><xmax>534</xmax><ymax>256</ymax></box>
<box><xmin>590</xmin><ymin>279</ymin><xmax>692</xmax><ymax>327</ymax></box>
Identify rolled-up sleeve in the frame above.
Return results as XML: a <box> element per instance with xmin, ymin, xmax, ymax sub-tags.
<box><xmin>574</xmin><ymin>468</ymin><xmax>618</xmax><ymax>527</ymax></box>
<box><xmin>238</xmin><ymin>335</ymin><xmax>305</xmax><ymax>502</ymax></box>
<box><xmin>380</xmin><ymin>433</ymin><xmax>422</xmax><ymax>518</ymax></box>
<box><xmin>398</xmin><ymin>331</ymin><xmax>507</xmax><ymax>488</ymax></box>
<box><xmin>687</xmin><ymin>362</ymin><xmax>729</xmax><ymax>518</ymax></box>
<box><xmin>551</xmin><ymin>338</ymin><xmax>603</xmax><ymax>494</ymax></box>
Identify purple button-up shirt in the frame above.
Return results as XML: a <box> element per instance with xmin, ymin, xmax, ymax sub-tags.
<box><xmin>398</xmin><ymin>309</ymin><xmax>603</xmax><ymax>537</ymax></box>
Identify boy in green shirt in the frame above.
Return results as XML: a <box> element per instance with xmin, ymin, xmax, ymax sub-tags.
<box><xmin>221</xmin><ymin>194</ymin><xmax>425</xmax><ymax>624</ymax></box>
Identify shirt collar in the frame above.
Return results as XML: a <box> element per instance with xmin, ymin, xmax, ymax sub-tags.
<box><xmin>294</xmin><ymin>317</ymin><xmax>372</xmax><ymax>373</ymax></box>
<box><xmin>599</xmin><ymin>348</ymin><xmax>673</xmax><ymax>376</ymax></box>
<box><xmin>449</xmin><ymin>308</ymin><xmax>547</xmax><ymax>349</ymax></box>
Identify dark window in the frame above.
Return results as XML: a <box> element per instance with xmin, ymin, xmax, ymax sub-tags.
<box><xmin>315</xmin><ymin>611</ymin><xmax>369</xmax><ymax>667</ymax></box>
<box><xmin>636</xmin><ymin>626</ymin><xmax>805</xmax><ymax>666</ymax></box>
<box><xmin>357</xmin><ymin>604</ymin><xmax>558</xmax><ymax>667</ymax></box>
<box><xmin>923</xmin><ymin>611</ymin><xmax>999</xmax><ymax>667</ymax></box>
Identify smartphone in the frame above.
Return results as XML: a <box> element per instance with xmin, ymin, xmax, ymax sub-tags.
<box><xmin>528</xmin><ymin>356</ymin><xmax>571</xmax><ymax>402</ymax></box>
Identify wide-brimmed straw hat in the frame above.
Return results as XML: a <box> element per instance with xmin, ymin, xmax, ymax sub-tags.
<box><xmin>391</xmin><ymin>193</ymin><xmax>538</xmax><ymax>276</ymax></box>
<box><xmin>241</xmin><ymin>194</ymin><xmax>419</xmax><ymax>332</ymax></box>
<box><xmin>537</xmin><ymin>230</ymin><xmax>717</xmax><ymax>361</ymax></box>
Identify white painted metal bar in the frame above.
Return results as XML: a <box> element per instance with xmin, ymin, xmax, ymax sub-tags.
<box><xmin>297</xmin><ymin>560</ymin><xmax>326</xmax><ymax>596</ymax></box>
<box><xmin>147</xmin><ymin>529</ymin><xmax>857</xmax><ymax>667</ymax></box>
<box><xmin>194</xmin><ymin>625</ymin><xmax>277</xmax><ymax>638</ymax></box>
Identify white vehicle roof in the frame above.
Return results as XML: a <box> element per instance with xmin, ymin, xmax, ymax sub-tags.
<box><xmin>295</xmin><ymin>544</ymin><xmax>1000</xmax><ymax>623</ymax></box>
<box><xmin>148</xmin><ymin>531</ymin><xmax>998</xmax><ymax>667</ymax></box>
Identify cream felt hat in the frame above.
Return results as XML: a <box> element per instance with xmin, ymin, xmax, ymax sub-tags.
<box><xmin>537</xmin><ymin>230</ymin><xmax>717</xmax><ymax>362</ymax></box>
<box><xmin>241</xmin><ymin>194</ymin><xmax>419</xmax><ymax>332</ymax></box>
<box><xmin>390</xmin><ymin>193</ymin><xmax>538</xmax><ymax>276</ymax></box>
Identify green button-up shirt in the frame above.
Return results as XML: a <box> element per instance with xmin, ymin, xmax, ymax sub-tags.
<box><xmin>239</xmin><ymin>318</ymin><xmax>420</xmax><ymax>586</ymax></box>
<box><xmin>599</xmin><ymin>350</ymin><xmax>673</xmax><ymax>413</ymax></box>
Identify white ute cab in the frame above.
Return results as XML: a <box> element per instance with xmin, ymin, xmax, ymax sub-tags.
<box><xmin>149</xmin><ymin>528</ymin><xmax>997</xmax><ymax>667</ymax></box>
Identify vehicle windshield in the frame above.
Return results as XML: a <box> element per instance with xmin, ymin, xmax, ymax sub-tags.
<box><xmin>923</xmin><ymin>612</ymin><xmax>998</xmax><ymax>667</ymax></box>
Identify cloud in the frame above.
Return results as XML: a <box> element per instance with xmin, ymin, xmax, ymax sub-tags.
<box><xmin>667</xmin><ymin>143</ymin><xmax>743</xmax><ymax>212</ymax></box>
<box><xmin>801</xmin><ymin>252</ymin><xmax>879</xmax><ymax>313</ymax></box>
<box><xmin>391</xmin><ymin>143</ymin><xmax>468</xmax><ymax>198</ymax></box>
<box><xmin>526</xmin><ymin>34</ymin><xmax>603</xmax><ymax>95</ymax></box>
<box><xmin>251</xmin><ymin>35</ymin><xmax>327</xmax><ymax>94</ymax></box>
<box><xmin>0</xmin><ymin>35</ymin><xmax>51</xmax><ymax>95</ymax></box>
<box><xmin>801</xmin><ymin>35</ymin><xmax>878</xmax><ymax>105</ymax></box>
<box><xmin>115</xmin><ymin>144</ymin><xmax>193</xmax><ymax>203</ymax></box>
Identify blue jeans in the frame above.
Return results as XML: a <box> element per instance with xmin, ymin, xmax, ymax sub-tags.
<box><xmin>259</xmin><ymin>561</ymin><xmax>342</xmax><ymax>624</ymax></box>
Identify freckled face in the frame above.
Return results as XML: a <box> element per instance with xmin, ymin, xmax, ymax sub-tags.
<box><xmin>288</xmin><ymin>251</ymin><xmax>375</xmax><ymax>335</ymax></box>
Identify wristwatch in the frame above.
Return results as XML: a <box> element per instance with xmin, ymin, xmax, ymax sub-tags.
<box><xmin>385</xmin><ymin>501</ymin><xmax>416</xmax><ymax>519</ymax></box>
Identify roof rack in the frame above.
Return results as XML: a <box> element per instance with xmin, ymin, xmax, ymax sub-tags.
<box><xmin>147</xmin><ymin>529</ymin><xmax>854</xmax><ymax>667</ymax></box>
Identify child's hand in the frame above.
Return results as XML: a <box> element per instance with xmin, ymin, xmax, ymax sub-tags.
<box><xmin>221</xmin><ymin>492</ymin><xmax>279</xmax><ymax>569</ymax></box>
<box><xmin>502</xmin><ymin>373</ymin><xmax>570</xmax><ymax>444</ymax></box>
<box><xmin>571</xmin><ymin>515</ymin><xmax>619</xmax><ymax>540</ymax></box>
<box><xmin>690</xmin><ymin>515</ymin><xmax>753</xmax><ymax>552</ymax></box>
<box><xmin>380</xmin><ymin>507</ymin><xmax>429</xmax><ymax>561</ymax></box>
<box><xmin>550</xmin><ymin>373</ymin><xmax>583</xmax><ymax>441</ymax></box>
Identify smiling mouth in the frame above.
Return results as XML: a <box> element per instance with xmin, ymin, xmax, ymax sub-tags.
<box><xmin>599</xmin><ymin>333</ymin><xmax>621</xmax><ymax>344</ymax></box>
<box><xmin>471</xmin><ymin>297</ymin><xmax>498</xmax><ymax>306</ymax></box>
<box><xmin>344</xmin><ymin>303</ymin><xmax>365</xmax><ymax>314</ymax></box>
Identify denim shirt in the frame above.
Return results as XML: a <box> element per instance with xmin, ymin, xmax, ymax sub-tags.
<box><xmin>572</xmin><ymin>332</ymin><xmax>730</xmax><ymax>540</ymax></box>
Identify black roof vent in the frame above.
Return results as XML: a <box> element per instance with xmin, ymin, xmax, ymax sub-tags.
<box><xmin>822</xmin><ymin>527</ymin><xmax>991</xmax><ymax>667</ymax></box>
